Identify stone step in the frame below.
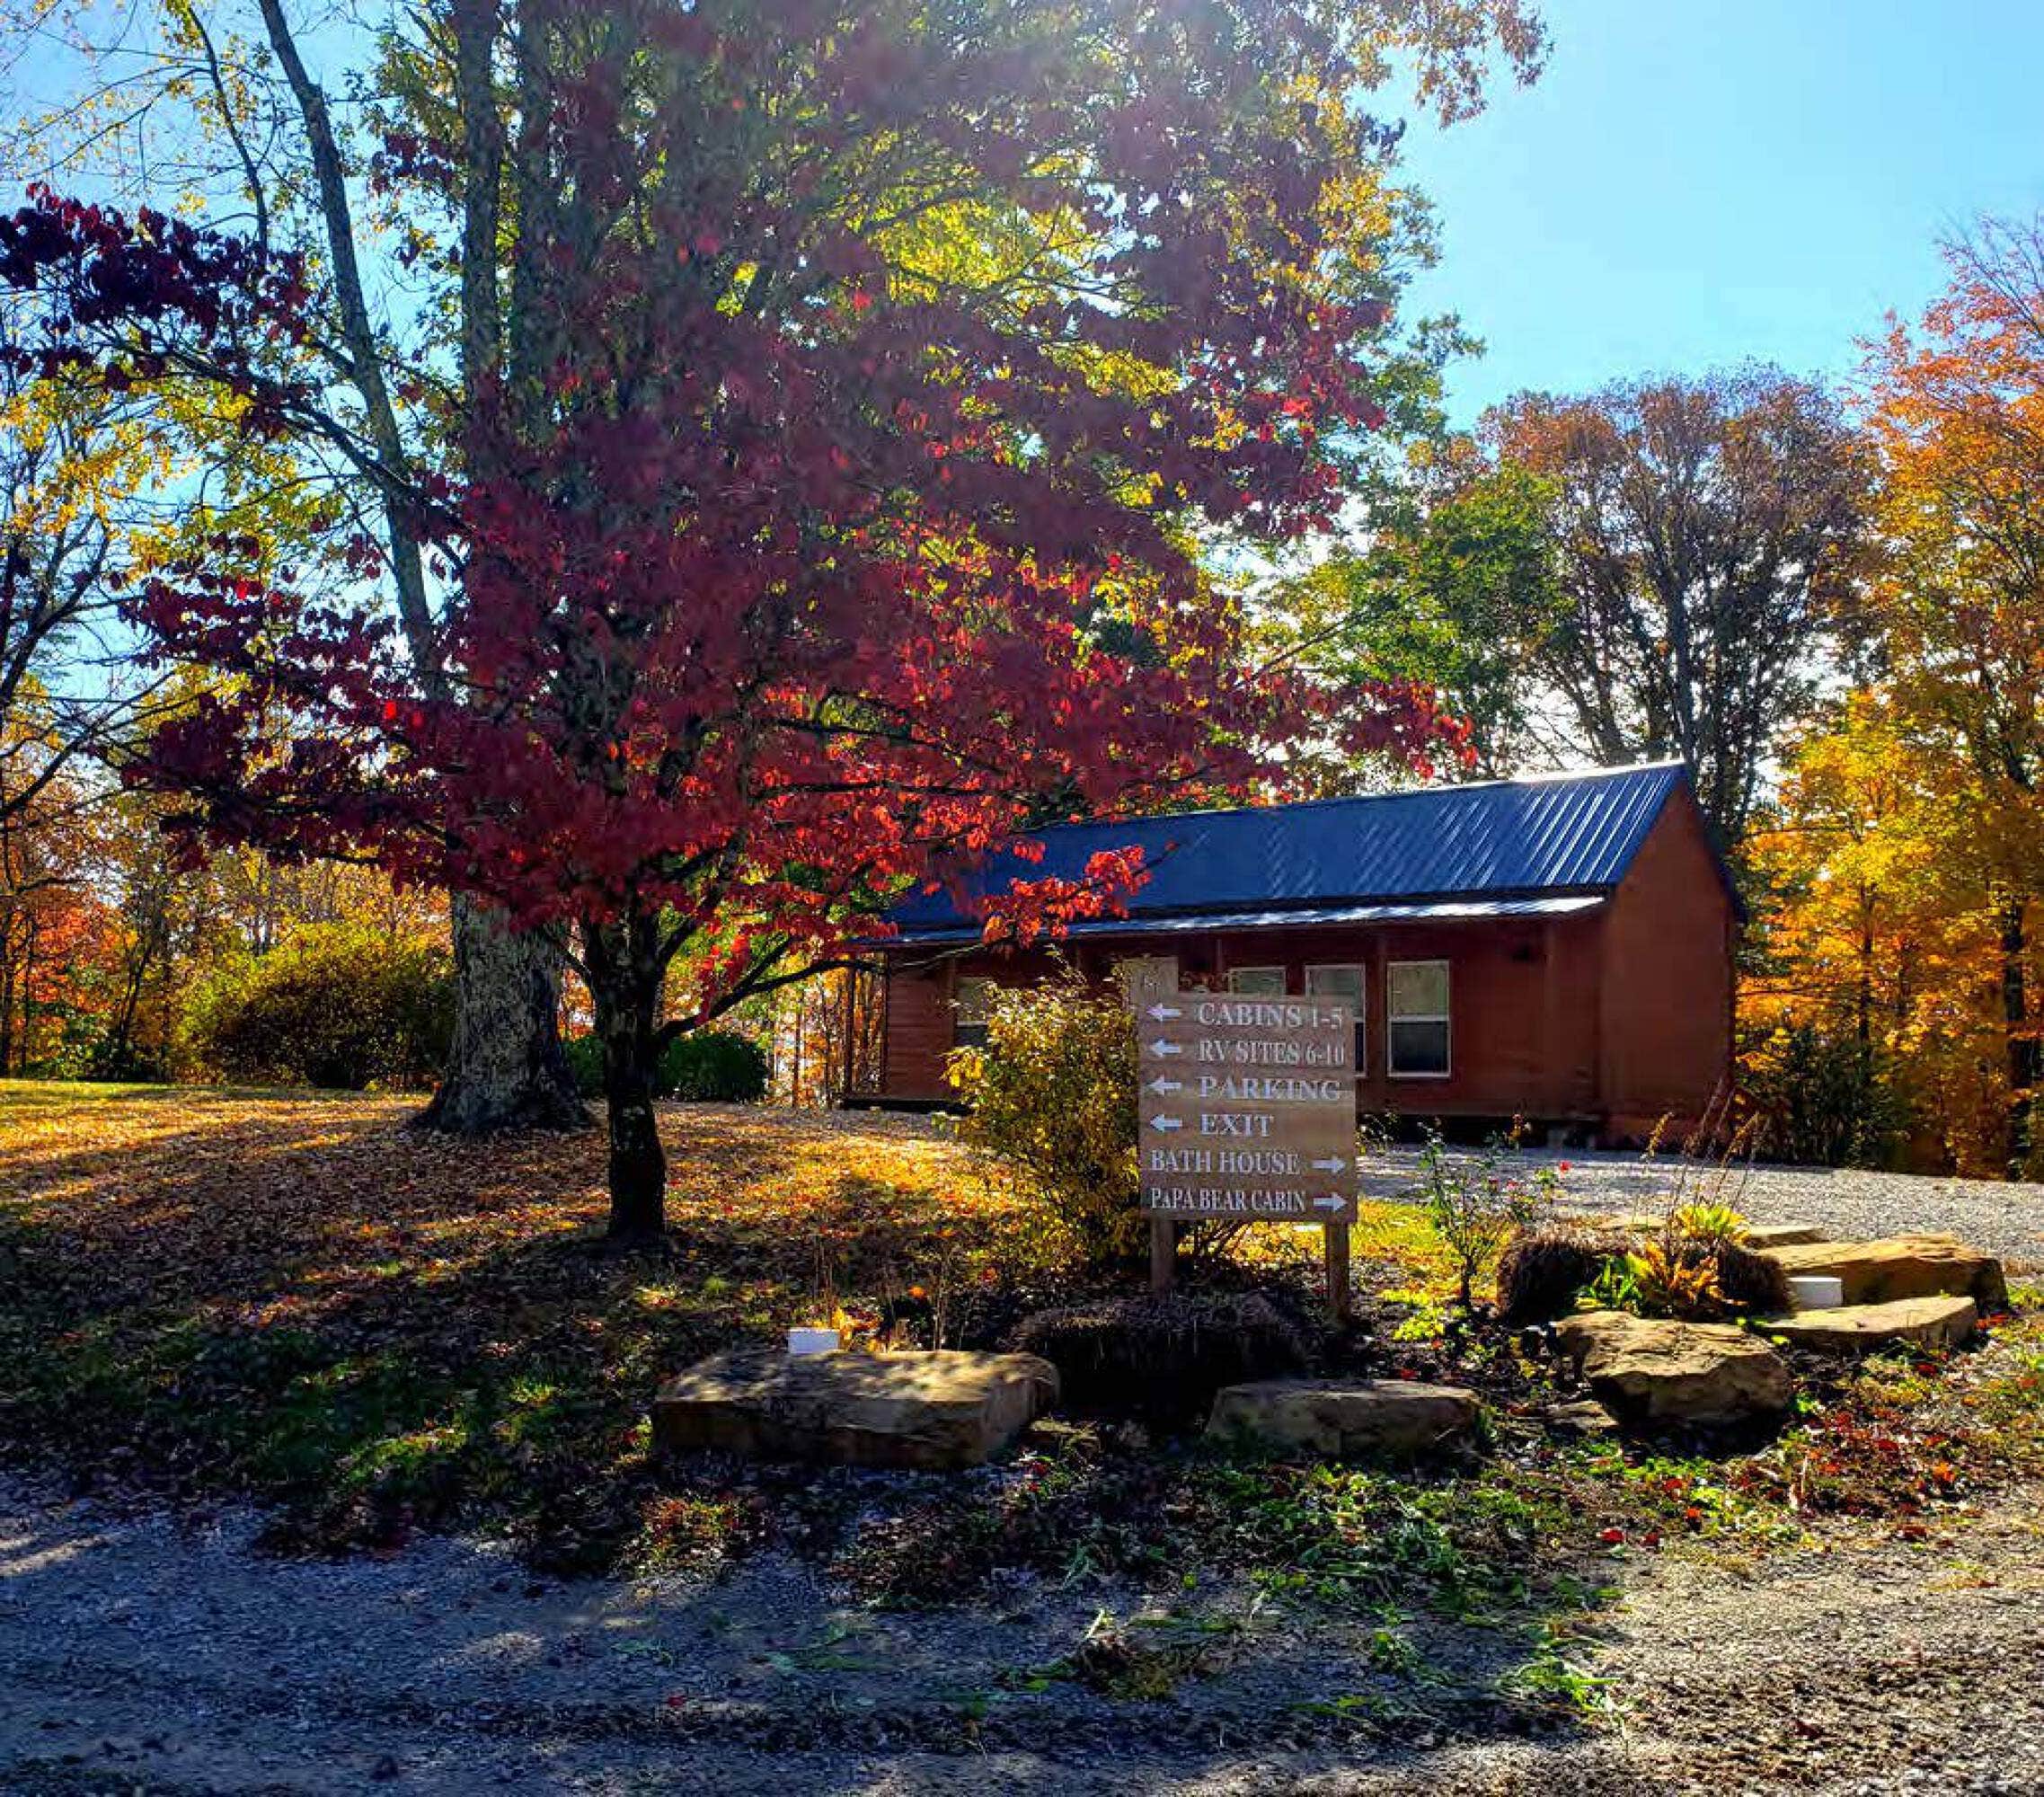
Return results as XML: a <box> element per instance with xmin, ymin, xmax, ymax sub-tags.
<box><xmin>651</xmin><ymin>1347</ymin><xmax>1058</xmax><ymax>1470</ymax></box>
<box><xmin>1606</xmin><ymin>1216</ymin><xmax>1824</xmax><ymax>1248</ymax></box>
<box><xmin>1760</xmin><ymin>1235</ymin><xmax>2008</xmax><ymax>1314</ymax></box>
<box><xmin>1553</xmin><ymin>1310</ymin><xmax>1793</xmax><ymax>1429</ymax></box>
<box><xmin>1207</xmin><ymin>1378</ymin><xmax>1477</xmax><ymax>1460</ymax></box>
<box><xmin>1759</xmin><ymin>1295</ymin><xmax>1978</xmax><ymax>1357</ymax></box>
<box><xmin>1741</xmin><ymin>1222</ymin><xmax>1828</xmax><ymax>1249</ymax></box>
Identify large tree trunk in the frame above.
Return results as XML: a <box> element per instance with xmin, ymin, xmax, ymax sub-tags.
<box><xmin>417</xmin><ymin>895</ymin><xmax>588</xmax><ymax>1136</ymax></box>
<box><xmin>583</xmin><ymin>915</ymin><xmax>668</xmax><ymax>1247</ymax></box>
<box><xmin>601</xmin><ymin>1019</ymin><xmax>667</xmax><ymax>1249</ymax></box>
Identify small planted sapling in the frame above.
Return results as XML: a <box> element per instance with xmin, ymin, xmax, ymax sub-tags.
<box><xmin>1419</xmin><ymin>1126</ymin><xmax>1562</xmax><ymax>1311</ymax></box>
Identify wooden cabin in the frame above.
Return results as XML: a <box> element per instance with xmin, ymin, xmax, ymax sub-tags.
<box><xmin>851</xmin><ymin>762</ymin><xmax>1740</xmax><ymax>1143</ymax></box>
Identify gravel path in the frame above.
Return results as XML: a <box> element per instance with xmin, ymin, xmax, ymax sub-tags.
<box><xmin>1359</xmin><ymin>1146</ymin><xmax>2044</xmax><ymax>1267</ymax></box>
<box><xmin>4</xmin><ymin>1473</ymin><xmax>2041</xmax><ymax>1795</ymax></box>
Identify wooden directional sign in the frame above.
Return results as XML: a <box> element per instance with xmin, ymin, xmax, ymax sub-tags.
<box><xmin>1135</xmin><ymin>989</ymin><xmax>1359</xmax><ymax>1223</ymax></box>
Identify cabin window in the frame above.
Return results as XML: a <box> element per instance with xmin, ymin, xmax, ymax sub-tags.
<box><xmin>1305</xmin><ymin>962</ymin><xmax>1367</xmax><ymax>1073</ymax></box>
<box><xmin>1114</xmin><ymin>956</ymin><xmax>1180</xmax><ymax>1003</ymax></box>
<box><xmin>1386</xmin><ymin>960</ymin><xmax>1451</xmax><ymax>1077</ymax></box>
<box><xmin>1226</xmin><ymin>966</ymin><xmax>1287</xmax><ymax>996</ymax></box>
<box><xmin>953</xmin><ymin>976</ymin><xmax>996</xmax><ymax>1050</ymax></box>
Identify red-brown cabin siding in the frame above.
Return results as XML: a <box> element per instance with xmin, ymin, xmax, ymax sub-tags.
<box><xmin>861</xmin><ymin>789</ymin><xmax>1735</xmax><ymax>1141</ymax></box>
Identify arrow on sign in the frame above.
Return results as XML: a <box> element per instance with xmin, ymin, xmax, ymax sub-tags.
<box><xmin>1146</xmin><ymin>1039</ymin><xmax>1183</xmax><ymax>1058</ymax></box>
<box><xmin>1312</xmin><ymin>1195</ymin><xmax>1346</xmax><ymax>1212</ymax></box>
<box><xmin>1146</xmin><ymin>1076</ymin><xmax>1182</xmax><ymax>1095</ymax></box>
<box><xmin>1149</xmin><ymin>1114</ymin><xmax>1184</xmax><ymax>1133</ymax></box>
<box><xmin>1145</xmin><ymin>1002</ymin><xmax>1182</xmax><ymax>1021</ymax></box>
<box><xmin>1311</xmin><ymin>1155</ymin><xmax>1348</xmax><ymax>1174</ymax></box>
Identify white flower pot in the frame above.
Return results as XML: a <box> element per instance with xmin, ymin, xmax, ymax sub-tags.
<box><xmin>1787</xmin><ymin>1275</ymin><xmax>1845</xmax><ymax>1311</ymax></box>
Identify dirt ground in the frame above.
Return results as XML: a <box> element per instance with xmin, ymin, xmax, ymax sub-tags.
<box><xmin>4</xmin><ymin>1467</ymin><xmax>2041</xmax><ymax>1795</ymax></box>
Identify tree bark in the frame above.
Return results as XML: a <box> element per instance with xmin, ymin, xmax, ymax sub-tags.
<box><xmin>416</xmin><ymin>895</ymin><xmax>588</xmax><ymax>1135</ymax></box>
<box><xmin>583</xmin><ymin>915</ymin><xmax>668</xmax><ymax>1246</ymax></box>
<box><xmin>255</xmin><ymin>0</ymin><xmax>587</xmax><ymax>1136</ymax></box>
<box><xmin>0</xmin><ymin>918</ymin><xmax>14</xmax><ymax>1076</ymax></box>
<box><xmin>601</xmin><ymin>1025</ymin><xmax>667</xmax><ymax>1248</ymax></box>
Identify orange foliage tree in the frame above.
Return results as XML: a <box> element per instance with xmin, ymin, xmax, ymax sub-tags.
<box><xmin>1863</xmin><ymin>218</ymin><xmax>2044</xmax><ymax>1176</ymax></box>
<box><xmin>1748</xmin><ymin>219</ymin><xmax>2044</xmax><ymax>1175</ymax></box>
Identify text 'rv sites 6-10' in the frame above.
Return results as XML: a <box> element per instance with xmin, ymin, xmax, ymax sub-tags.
<box><xmin>1135</xmin><ymin>992</ymin><xmax>1359</xmax><ymax>1222</ymax></box>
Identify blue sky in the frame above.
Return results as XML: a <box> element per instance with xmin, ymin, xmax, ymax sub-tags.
<box><xmin>1400</xmin><ymin>0</ymin><xmax>2044</xmax><ymax>425</ymax></box>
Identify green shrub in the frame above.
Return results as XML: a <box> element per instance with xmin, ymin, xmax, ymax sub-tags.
<box><xmin>1581</xmin><ymin>1254</ymin><xmax>1641</xmax><ymax>1313</ymax></box>
<box><xmin>1667</xmin><ymin>1200</ymin><xmax>1748</xmax><ymax>1245</ymax></box>
<box><xmin>947</xmin><ymin>969</ymin><xmax>1144</xmax><ymax>1269</ymax></box>
<box><xmin>1599</xmin><ymin>1229</ymin><xmax>1790</xmax><ymax>1323</ymax></box>
<box><xmin>1007</xmin><ymin>1291</ymin><xmax>1315</xmax><ymax>1427</ymax></box>
<box><xmin>564</xmin><ymin>1032</ymin><xmax>605</xmax><ymax>1097</ymax></box>
<box><xmin>562</xmin><ymin>1028</ymin><xmax>769</xmax><ymax>1102</ymax></box>
<box><xmin>181</xmin><ymin>923</ymin><xmax>454</xmax><ymax>1090</ymax></box>
<box><xmin>1495</xmin><ymin>1226</ymin><xmax>1611</xmax><ymax>1324</ymax></box>
<box><xmin>659</xmin><ymin>1030</ymin><xmax>769</xmax><ymax>1102</ymax></box>
<box><xmin>1623</xmin><ymin>1235</ymin><xmax>1729</xmax><ymax>1321</ymax></box>
<box><xmin>1742</xmin><ymin>1022</ymin><xmax>1907</xmax><ymax>1169</ymax></box>
<box><xmin>22</xmin><ymin>1002</ymin><xmax>114</xmax><ymax>1080</ymax></box>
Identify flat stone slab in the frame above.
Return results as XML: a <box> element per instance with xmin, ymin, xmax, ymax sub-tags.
<box><xmin>1761</xmin><ymin>1295</ymin><xmax>1978</xmax><ymax>1357</ymax></box>
<box><xmin>1762</xmin><ymin>1235</ymin><xmax>2008</xmax><ymax>1314</ymax></box>
<box><xmin>1741</xmin><ymin>1222</ymin><xmax>1828</xmax><ymax>1249</ymax></box>
<box><xmin>1542</xmin><ymin>1398</ymin><xmax>1621</xmax><ymax>1438</ymax></box>
<box><xmin>1608</xmin><ymin>1217</ymin><xmax>1823</xmax><ymax>1248</ymax></box>
<box><xmin>1554</xmin><ymin>1311</ymin><xmax>1793</xmax><ymax>1429</ymax></box>
<box><xmin>651</xmin><ymin>1349</ymin><xmax>1058</xmax><ymax>1470</ymax></box>
<box><xmin>1207</xmin><ymin>1378</ymin><xmax>1478</xmax><ymax>1459</ymax></box>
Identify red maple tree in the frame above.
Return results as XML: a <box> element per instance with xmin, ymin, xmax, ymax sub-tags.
<box><xmin>4</xmin><ymin>2</ymin><xmax>1470</xmax><ymax>1241</ymax></box>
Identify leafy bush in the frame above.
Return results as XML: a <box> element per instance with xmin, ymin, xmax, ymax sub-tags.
<box><xmin>1007</xmin><ymin>1290</ymin><xmax>1315</xmax><ymax>1427</ymax></box>
<box><xmin>660</xmin><ymin>1030</ymin><xmax>770</xmax><ymax>1102</ymax></box>
<box><xmin>563</xmin><ymin>1028</ymin><xmax>769</xmax><ymax>1102</ymax></box>
<box><xmin>22</xmin><ymin>1002</ymin><xmax>116</xmax><ymax>1081</ymax></box>
<box><xmin>1581</xmin><ymin>1255</ymin><xmax>1641</xmax><ymax>1313</ymax></box>
<box><xmin>947</xmin><ymin>969</ymin><xmax>1145</xmax><ymax>1270</ymax></box>
<box><xmin>564</xmin><ymin>1031</ymin><xmax>605</xmax><ymax>1097</ymax></box>
<box><xmin>1667</xmin><ymin>1200</ymin><xmax>1748</xmax><ymax>1246</ymax></box>
<box><xmin>1742</xmin><ymin>1022</ymin><xmax>1908</xmax><ymax>1169</ymax></box>
<box><xmin>1606</xmin><ymin>1220</ymin><xmax>1789</xmax><ymax>1323</ymax></box>
<box><xmin>1495</xmin><ymin>1226</ymin><xmax>1612</xmax><ymax>1324</ymax></box>
<box><xmin>1418</xmin><ymin>1130</ymin><xmax>1562</xmax><ymax>1308</ymax></box>
<box><xmin>181</xmin><ymin>923</ymin><xmax>453</xmax><ymax>1090</ymax></box>
<box><xmin>1624</xmin><ymin>1235</ymin><xmax>1726</xmax><ymax>1321</ymax></box>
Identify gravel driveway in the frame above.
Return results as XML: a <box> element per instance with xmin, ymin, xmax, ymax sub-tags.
<box><xmin>1359</xmin><ymin>1146</ymin><xmax>2044</xmax><ymax>1267</ymax></box>
<box><xmin>4</xmin><ymin>1474</ymin><xmax>2040</xmax><ymax>1794</ymax></box>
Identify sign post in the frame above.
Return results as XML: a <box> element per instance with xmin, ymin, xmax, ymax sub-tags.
<box><xmin>1135</xmin><ymin>988</ymin><xmax>1358</xmax><ymax>1320</ymax></box>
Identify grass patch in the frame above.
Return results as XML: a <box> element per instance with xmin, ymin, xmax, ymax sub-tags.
<box><xmin>831</xmin><ymin>1421</ymin><xmax>1649</xmax><ymax>1626</ymax></box>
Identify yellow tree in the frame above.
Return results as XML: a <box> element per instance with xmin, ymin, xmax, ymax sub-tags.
<box><xmin>1863</xmin><ymin>217</ymin><xmax>2044</xmax><ymax>1177</ymax></box>
<box><xmin>1744</xmin><ymin>694</ymin><xmax>2024</xmax><ymax>1172</ymax></box>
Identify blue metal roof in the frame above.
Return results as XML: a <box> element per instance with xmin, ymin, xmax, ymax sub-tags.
<box><xmin>888</xmin><ymin>762</ymin><xmax>1715</xmax><ymax>942</ymax></box>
